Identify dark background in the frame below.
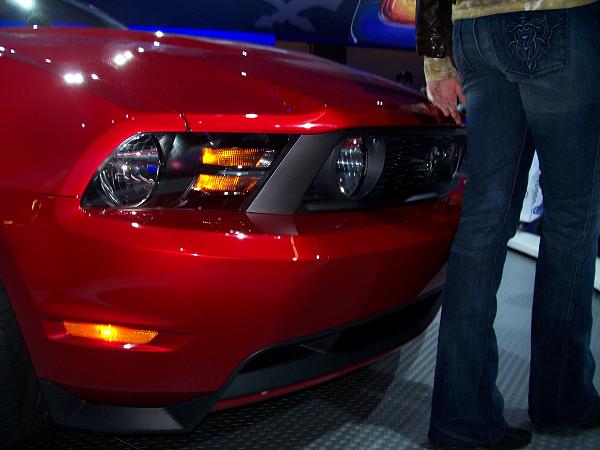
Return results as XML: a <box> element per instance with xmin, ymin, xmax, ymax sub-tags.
<box><xmin>90</xmin><ymin>0</ymin><xmax>417</xmax><ymax>49</ymax></box>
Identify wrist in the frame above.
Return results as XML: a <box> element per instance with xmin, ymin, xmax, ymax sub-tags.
<box><xmin>424</xmin><ymin>57</ymin><xmax>459</xmax><ymax>83</ymax></box>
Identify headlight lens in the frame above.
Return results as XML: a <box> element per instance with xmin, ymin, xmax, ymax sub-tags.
<box><xmin>336</xmin><ymin>137</ymin><xmax>367</xmax><ymax>197</ymax></box>
<box><xmin>97</xmin><ymin>134</ymin><xmax>162</xmax><ymax>207</ymax></box>
<box><xmin>82</xmin><ymin>133</ymin><xmax>291</xmax><ymax>210</ymax></box>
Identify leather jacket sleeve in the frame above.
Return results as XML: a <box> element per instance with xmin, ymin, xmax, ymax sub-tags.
<box><xmin>416</xmin><ymin>0</ymin><xmax>454</xmax><ymax>58</ymax></box>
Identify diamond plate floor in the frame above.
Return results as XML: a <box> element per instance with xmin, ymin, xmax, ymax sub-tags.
<box><xmin>13</xmin><ymin>251</ymin><xmax>600</xmax><ymax>450</ymax></box>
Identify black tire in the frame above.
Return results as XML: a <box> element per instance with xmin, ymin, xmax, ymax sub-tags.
<box><xmin>0</xmin><ymin>282</ymin><xmax>51</xmax><ymax>447</ymax></box>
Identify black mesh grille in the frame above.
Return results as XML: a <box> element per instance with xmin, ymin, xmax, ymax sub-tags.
<box><xmin>369</xmin><ymin>135</ymin><xmax>464</xmax><ymax>198</ymax></box>
<box><xmin>303</xmin><ymin>132</ymin><xmax>466</xmax><ymax>208</ymax></box>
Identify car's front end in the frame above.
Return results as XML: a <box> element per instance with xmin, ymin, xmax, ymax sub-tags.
<box><xmin>0</xmin><ymin>23</ymin><xmax>464</xmax><ymax>434</ymax></box>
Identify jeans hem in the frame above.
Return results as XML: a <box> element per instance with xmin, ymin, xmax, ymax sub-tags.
<box><xmin>428</xmin><ymin>423</ymin><xmax>507</xmax><ymax>447</ymax></box>
<box><xmin>529</xmin><ymin>394</ymin><xmax>599</xmax><ymax>428</ymax></box>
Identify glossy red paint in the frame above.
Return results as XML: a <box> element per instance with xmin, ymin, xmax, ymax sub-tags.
<box><xmin>0</xmin><ymin>188</ymin><xmax>459</xmax><ymax>406</ymax></box>
<box><xmin>0</xmin><ymin>27</ymin><xmax>447</xmax><ymax>197</ymax></box>
<box><xmin>0</xmin><ymin>26</ymin><xmax>462</xmax><ymax>414</ymax></box>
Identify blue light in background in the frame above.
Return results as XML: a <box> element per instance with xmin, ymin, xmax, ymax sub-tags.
<box><xmin>0</xmin><ymin>20</ymin><xmax>27</xmax><ymax>27</ymax></box>
<box><xmin>0</xmin><ymin>21</ymin><xmax>276</xmax><ymax>46</ymax></box>
<box><xmin>128</xmin><ymin>25</ymin><xmax>276</xmax><ymax>46</ymax></box>
<box><xmin>350</xmin><ymin>1</ymin><xmax>415</xmax><ymax>50</ymax></box>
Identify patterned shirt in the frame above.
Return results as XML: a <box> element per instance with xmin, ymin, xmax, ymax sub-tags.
<box><xmin>424</xmin><ymin>0</ymin><xmax>597</xmax><ymax>82</ymax></box>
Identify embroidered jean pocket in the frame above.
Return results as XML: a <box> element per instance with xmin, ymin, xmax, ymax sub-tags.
<box><xmin>452</xmin><ymin>20</ymin><xmax>475</xmax><ymax>80</ymax></box>
<box><xmin>492</xmin><ymin>9</ymin><xmax>567</xmax><ymax>79</ymax></box>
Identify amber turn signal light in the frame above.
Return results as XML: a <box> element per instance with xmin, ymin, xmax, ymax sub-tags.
<box><xmin>193</xmin><ymin>174</ymin><xmax>258</xmax><ymax>194</ymax></box>
<box><xmin>202</xmin><ymin>147</ymin><xmax>275</xmax><ymax>168</ymax></box>
<box><xmin>64</xmin><ymin>321</ymin><xmax>158</xmax><ymax>345</ymax></box>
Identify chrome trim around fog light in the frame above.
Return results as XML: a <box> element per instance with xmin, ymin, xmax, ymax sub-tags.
<box><xmin>335</xmin><ymin>137</ymin><xmax>367</xmax><ymax>197</ymax></box>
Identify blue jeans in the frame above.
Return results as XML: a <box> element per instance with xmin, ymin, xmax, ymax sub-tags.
<box><xmin>429</xmin><ymin>2</ymin><xmax>600</xmax><ymax>446</ymax></box>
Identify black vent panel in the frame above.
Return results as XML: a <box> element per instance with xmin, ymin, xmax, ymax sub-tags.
<box><xmin>370</xmin><ymin>135</ymin><xmax>464</xmax><ymax>198</ymax></box>
<box><xmin>302</xmin><ymin>131</ymin><xmax>466</xmax><ymax>210</ymax></box>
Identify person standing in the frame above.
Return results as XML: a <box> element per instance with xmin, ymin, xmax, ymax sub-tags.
<box><xmin>416</xmin><ymin>0</ymin><xmax>600</xmax><ymax>448</ymax></box>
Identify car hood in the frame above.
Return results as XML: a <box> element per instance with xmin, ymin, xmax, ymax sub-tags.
<box><xmin>0</xmin><ymin>27</ymin><xmax>442</xmax><ymax>133</ymax></box>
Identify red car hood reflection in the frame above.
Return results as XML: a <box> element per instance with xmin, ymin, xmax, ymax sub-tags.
<box><xmin>0</xmin><ymin>27</ymin><xmax>434</xmax><ymax>132</ymax></box>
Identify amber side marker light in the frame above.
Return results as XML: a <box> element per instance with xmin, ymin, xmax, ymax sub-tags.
<box><xmin>64</xmin><ymin>321</ymin><xmax>158</xmax><ymax>345</ymax></box>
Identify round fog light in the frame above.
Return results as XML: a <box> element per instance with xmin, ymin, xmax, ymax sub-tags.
<box><xmin>336</xmin><ymin>137</ymin><xmax>367</xmax><ymax>197</ymax></box>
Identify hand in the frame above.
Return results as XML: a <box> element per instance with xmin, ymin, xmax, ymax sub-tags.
<box><xmin>426</xmin><ymin>77</ymin><xmax>467</xmax><ymax>125</ymax></box>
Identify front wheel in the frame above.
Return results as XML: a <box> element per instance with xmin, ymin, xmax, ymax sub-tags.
<box><xmin>0</xmin><ymin>282</ymin><xmax>51</xmax><ymax>447</ymax></box>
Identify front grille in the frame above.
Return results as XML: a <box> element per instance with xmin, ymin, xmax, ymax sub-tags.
<box><xmin>303</xmin><ymin>131</ymin><xmax>466</xmax><ymax>209</ymax></box>
<box><xmin>369</xmin><ymin>135</ymin><xmax>465</xmax><ymax>198</ymax></box>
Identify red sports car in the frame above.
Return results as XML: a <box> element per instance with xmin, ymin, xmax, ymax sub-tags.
<box><xmin>0</xmin><ymin>0</ymin><xmax>465</xmax><ymax>445</ymax></box>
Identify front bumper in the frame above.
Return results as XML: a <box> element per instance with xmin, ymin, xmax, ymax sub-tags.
<box><xmin>1</xmin><ymin>188</ymin><xmax>461</xmax><ymax>432</ymax></box>
<box><xmin>39</xmin><ymin>288</ymin><xmax>442</xmax><ymax>433</ymax></box>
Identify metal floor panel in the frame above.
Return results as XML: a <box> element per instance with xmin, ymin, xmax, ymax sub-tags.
<box><xmin>13</xmin><ymin>252</ymin><xmax>600</xmax><ymax>449</ymax></box>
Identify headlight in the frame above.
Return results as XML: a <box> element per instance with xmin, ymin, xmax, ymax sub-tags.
<box><xmin>336</xmin><ymin>137</ymin><xmax>367</xmax><ymax>197</ymax></box>
<box><xmin>97</xmin><ymin>134</ymin><xmax>162</xmax><ymax>207</ymax></box>
<box><xmin>82</xmin><ymin>133</ymin><xmax>292</xmax><ymax>210</ymax></box>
